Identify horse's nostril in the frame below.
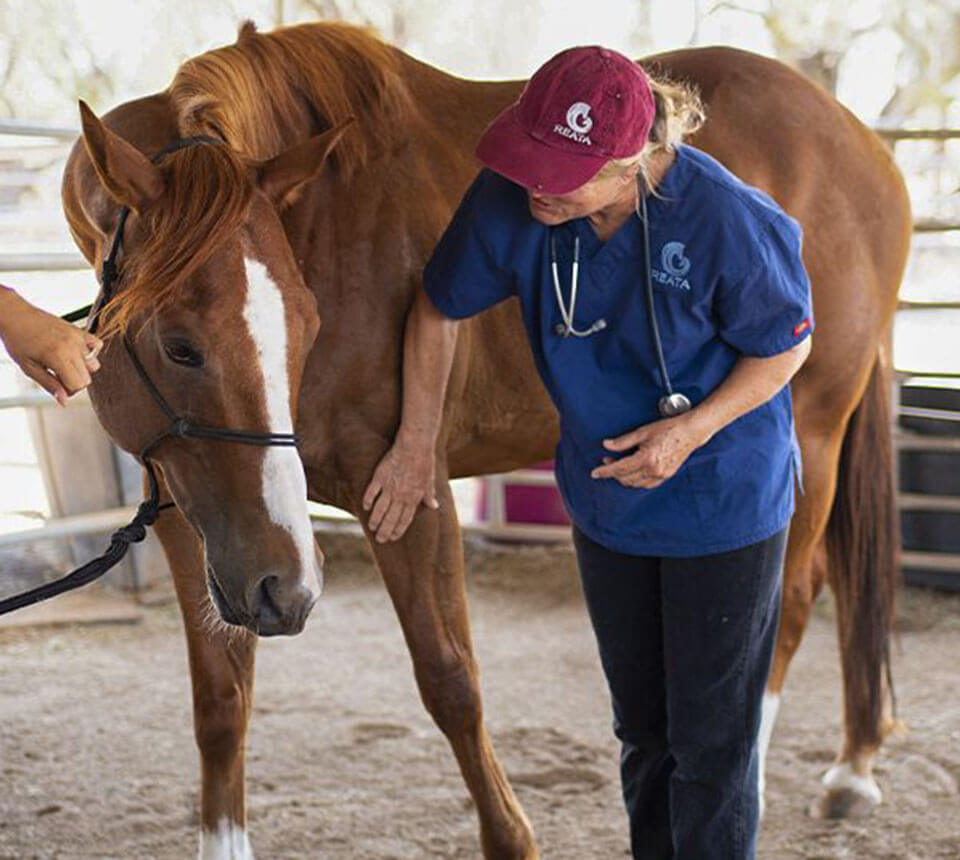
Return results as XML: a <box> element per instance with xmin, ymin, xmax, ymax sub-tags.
<box><xmin>248</xmin><ymin>574</ymin><xmax>316</xmax><ymax>636</ymax></box>
<box><xmin>253</xmin><ymin>575</ymin><xmax>283</xmax><ymax>628</ymax></box>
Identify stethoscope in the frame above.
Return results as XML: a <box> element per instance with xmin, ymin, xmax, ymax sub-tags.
<box><xmin>549</xmin><ymin>186</ymin><xmax>692</xmax><ymax>418</ymax></box>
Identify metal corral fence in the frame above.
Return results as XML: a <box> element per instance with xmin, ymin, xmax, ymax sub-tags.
<box><xmin>1</xmin><ymin>121</ymin><xmax>958</xmax><ymax>586</ymax></box>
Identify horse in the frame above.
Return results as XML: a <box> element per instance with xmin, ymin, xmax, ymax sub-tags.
<box><xmin>61</xmin><ymin>20</ymin><xmax>910</xmax><ymax>858</ymax></box>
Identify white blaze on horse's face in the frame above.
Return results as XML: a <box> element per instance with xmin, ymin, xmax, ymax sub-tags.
<box><xmin>241</xmin><ymin>256</ymin><xmax>322</xmax><ymax>599</ymax></box>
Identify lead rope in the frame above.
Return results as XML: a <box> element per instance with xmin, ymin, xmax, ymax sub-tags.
<box><xmin>0</xmin><ymin>463</ymin><xmax>173</xmax><ymax>615</ymax></box>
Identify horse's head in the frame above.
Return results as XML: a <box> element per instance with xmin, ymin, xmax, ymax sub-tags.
<box><xmin>65</xmin><ymin>102</ymin><xmax>353</xmax><ymax>636</ymax></box>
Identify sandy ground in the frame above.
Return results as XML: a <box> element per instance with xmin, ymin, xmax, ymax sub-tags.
<box><xmin>0</xmin><ymin>534</ymin><xmax>958</xmax><ymax>860</ymax></box>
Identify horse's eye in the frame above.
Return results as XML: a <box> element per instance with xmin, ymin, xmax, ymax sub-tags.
<box><xmin>163</xmin><ymin>339</ymin><xmax>204</xmax><ymax>368</ymax></box>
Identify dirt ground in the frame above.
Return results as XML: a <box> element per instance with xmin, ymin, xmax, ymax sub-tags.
<box><xmin>0</xmin><ymin>534</ymin><xmax>958</xmax><ymax>860</ymax></box>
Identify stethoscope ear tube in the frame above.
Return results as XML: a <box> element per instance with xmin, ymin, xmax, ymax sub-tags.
<box><xmin>550</xmin><ymin>235</ymin><xmax>608</xmax><ymax>338</ymax></box>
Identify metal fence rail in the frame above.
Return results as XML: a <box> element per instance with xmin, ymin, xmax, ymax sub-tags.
<box><xmin>0</xmin><ymin>119</ymin><xmax>78</xmax><ymax>140</ymax></box>
<box><xmin>0</xmin><ymin>253</ymin><xmax>86</xmax><ymax>272</ymax></box>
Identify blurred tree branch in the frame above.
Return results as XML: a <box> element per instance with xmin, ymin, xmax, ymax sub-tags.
<box><xmin>705</xmin><ymin>0</ymin><xmax>885</xmax><ymax>93</ymax></box>
<box><xmin>0</xmin><ymin>0</ymin><xmax>115</xmax><ymax>120</ymax></box>
<box><xmin>704</xmin><ymin>0</ymin><xmax>960</xmax><ymax>124</ymax></box>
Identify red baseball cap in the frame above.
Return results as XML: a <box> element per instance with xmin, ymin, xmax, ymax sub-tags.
<box><xmin>476</xmin><ymin>46</ymin><xmax>656</xmax><ymax>195</ymax></box>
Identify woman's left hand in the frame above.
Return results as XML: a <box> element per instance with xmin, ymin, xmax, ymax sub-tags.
<box><xmin>590</xmin><ymin>415</ymin><xmax>706</xmax><ymax>488</ymax></box>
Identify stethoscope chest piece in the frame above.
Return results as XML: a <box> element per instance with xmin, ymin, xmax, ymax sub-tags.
<box><xmin>658</xmin><ymin>392</ymin><xmax>692</xmax><ymax>418</ymax></box>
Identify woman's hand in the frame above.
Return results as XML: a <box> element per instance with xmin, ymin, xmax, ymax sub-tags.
<box><xmin>590</xmin><ymin>344</ymin><xmax>812</xmax><ymax>489</ymax></box>
<box><xmin>0</xmin><ymin>288</ymin><xmax>103</xmax><ymax>406</ymax></box>
<box><xmin>362</xmin><ymin>438</ymin><xmax>439</xmax><ymax>543</ymax></box>
<box><xmin>590</xmin><ymin>414</ymin><xmax>706</xmax><ymax>489</ymax></box>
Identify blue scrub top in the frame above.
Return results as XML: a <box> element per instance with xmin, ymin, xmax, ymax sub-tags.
<box><xmin>423</xmin><ymin>144</ymin><xmax>814</xmax><ymax>556</ymax></box>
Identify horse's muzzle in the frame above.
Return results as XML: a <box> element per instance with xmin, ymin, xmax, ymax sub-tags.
<box><xmin>206</xmin><ymin>565</ymin><xmax>318</xmax><ymax>636</ymax></box>
<box><xmin>250</xmin><ymin>573</ymin><xmax>318</xmax><ymax>636</ymax></box>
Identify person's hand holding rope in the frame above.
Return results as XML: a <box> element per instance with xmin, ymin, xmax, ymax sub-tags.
<box><xmin>0</xmin><ymin>285</ymin><xmax>103</xmax><ymax>405</ymax></box>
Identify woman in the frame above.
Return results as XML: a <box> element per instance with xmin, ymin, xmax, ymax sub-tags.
<box><xmin>0</xmin><ymin>284</ymin><xmax>102</xmax><ymax>403</ymax></box>
<box><xmin>364</xmin><ymin>46</ymin><xmax>812</xmax><ymax>859</ymax></box>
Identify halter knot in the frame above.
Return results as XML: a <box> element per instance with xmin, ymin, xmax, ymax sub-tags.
<box><xmin>135</xmin><ymin>499</ymin><xmax>161</xmax><ymax>527</ymax></box>
<box><xmin>112</xmin><ymin>521</ymin><xmax>148</xmax><ymax>545</ymax></box>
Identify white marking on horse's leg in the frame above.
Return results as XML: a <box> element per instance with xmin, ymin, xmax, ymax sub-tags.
<box><xmin>821</xmin><ymin>761</ymin><xmax>883</xmax><ymax>805</ymax></box>
<box><xmin>757</xmin><ymin>691</ymin><xmax>780</xmax><ymax>818</ymax></box>
<box><xmin>200</xmin><ymin>818</ymin><xmax>254</xmax><ymax>860</ymax></box>
<box><xmin>242</xmin><ymin>257</ymin><xmax>322</xmax><ymax>597</ymax></box>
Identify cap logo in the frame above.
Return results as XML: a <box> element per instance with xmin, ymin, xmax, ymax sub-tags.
<box><xmin>553</xmin><ymin>101</ymin><xmax>593</xmax><ymax>145</ymax></box>
<box><xmin>566</xmin><ymin>102</ymin><xmax>593</xmax><ymax>134</ymax></box>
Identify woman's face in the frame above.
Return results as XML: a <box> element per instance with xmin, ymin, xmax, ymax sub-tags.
<box><xmin>526</xmin><ymin>169</ymin><xmax>636</xmax><ymax>225</ymax></box>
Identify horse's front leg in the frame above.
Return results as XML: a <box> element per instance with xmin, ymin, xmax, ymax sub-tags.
<box><xmin>364</xmin><ymin>476</ymin><xmax>538</xmax><ymax>860</ymax></box>
<box><xmin>153</xmin><ymin>499</ymin><xmax>257</xmax><ymax>860</ymax></box>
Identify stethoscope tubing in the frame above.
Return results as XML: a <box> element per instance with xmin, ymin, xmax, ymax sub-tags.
<box><xmin>549</xmin><ymin>181</ymin><xmax>690</xmax><ymax>417</ymax></box>
<box><xmin>638</xmin><ymin>192</ymin><xmax>674</xmax><ymax>397</ymax></box>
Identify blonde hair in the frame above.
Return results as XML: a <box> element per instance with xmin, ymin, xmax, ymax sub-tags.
<box><xmin>593</xmin><ymin>72</ymin><xmax>705</xmax><ymax>191</ymax></box>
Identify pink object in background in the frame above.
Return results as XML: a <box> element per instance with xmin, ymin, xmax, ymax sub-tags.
<box><xmin>476</xmin><ymin>460</ymin><xmax>570</xmax><ymax>526</ymax></box>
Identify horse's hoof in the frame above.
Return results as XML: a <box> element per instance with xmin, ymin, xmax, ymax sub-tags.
<box><xmin>810</xmin><ymin>763</ymin><xmax>882</xmax><ymax>819</ymax></box>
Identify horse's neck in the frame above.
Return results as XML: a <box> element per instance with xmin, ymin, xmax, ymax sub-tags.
<box><xmin>393</xmin><ymin>51</ymin><xmax>523</xmax><ymax>158</ymax></box>
<box><xmin>288</xmin><ymin>53</ymin><xmax>523</xmax><ymax>311</ymax></box>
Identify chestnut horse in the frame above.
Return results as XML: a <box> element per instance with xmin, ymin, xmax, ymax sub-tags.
<box><xmin>61</xmin><ymin>20</ymin><xmax>910</xmax><ymax>858</ymax></box>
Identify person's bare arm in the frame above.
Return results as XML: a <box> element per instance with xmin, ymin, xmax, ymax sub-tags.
<box><xmin>362</xmin><ymin>287</ymin><xmax>459</xmax><ymax>542</ymax></box>
<box><xmin>0</xmin><ymin>285</ymin><xmax>103</xmax><ymax>406</ymax></box>
<box><xmin>592</xmin><ymin>338</ymin><xmax>812</xmax><ymax>486</ymax></box>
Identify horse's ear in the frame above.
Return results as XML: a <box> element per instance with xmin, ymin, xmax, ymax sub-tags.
<box><xmin>78</xmin><ymin>100</ymin><xmax>164</xmax><ymax>214</ymax></box>
<box><xmin>257</xmin><ymin>117</ymin><xmax>356</xmax><ymax>208</ymax></box>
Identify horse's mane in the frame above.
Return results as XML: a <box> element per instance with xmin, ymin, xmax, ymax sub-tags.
<box><xmin>171</xmin><ymin>20</ymin><xmax>406</xmax><ymax>169</ymax></box>
<box><xmin>100</xmin><ymin>21</ymin><xmax>406</xmax><ymax>337</ymax></box>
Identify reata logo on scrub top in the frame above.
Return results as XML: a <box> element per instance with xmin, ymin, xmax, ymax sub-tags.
<box><xmin>554</xmin><ymin>102</ymin><xmax>593</xmax><ymax>145</ymax></box>
<box><xmin>652</xmin><ymin>241</ymin><xmax>692</xmax><ymax>291</ymax></box>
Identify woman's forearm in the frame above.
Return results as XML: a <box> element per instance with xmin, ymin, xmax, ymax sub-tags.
<box><xmin>685</xmin><ymin>338</ymin><xmax>812</xmax><ymax>446</ymax></box>
<box><xmin>362</xmin><ymin>287</ymin><xmax>456</xmax><ymax>539</ymax></box>
<box><xmin>395</xmin><ymin>287</ymin><xmax>460</xmax><ymax>450</ymax></box>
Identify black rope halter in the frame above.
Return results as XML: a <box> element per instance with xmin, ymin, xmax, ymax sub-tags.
<box><xmin>0</xmin><ymin>136</ymin><xmax>299</xmax><ymax>616</ymax></box>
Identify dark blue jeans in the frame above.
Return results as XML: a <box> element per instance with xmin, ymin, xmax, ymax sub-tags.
<box><xmin>571</xmin><ymin>525</ymin><xmax>787</xmax><ymax>860</ymax></box>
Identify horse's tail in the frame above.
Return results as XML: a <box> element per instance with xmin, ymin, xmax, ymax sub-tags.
<box><xmin>825</xmin><ymin>349</ymin><xmax>900</xmax><ymax>752</ymax></box>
